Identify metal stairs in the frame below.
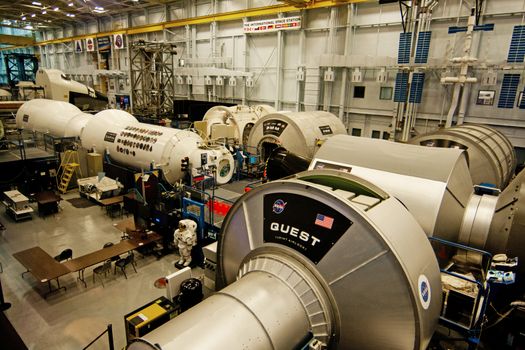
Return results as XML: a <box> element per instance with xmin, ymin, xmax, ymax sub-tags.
<box><xmin>57</xmin><ymin>150</ymin><xmax>82</xmax><ymax>194</ymax></box>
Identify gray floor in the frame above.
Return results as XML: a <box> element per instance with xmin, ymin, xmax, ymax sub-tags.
<box><xmin>0</xmin><ymin>191</ymin><xmax>196</xmax><ymax>350</ymax></box>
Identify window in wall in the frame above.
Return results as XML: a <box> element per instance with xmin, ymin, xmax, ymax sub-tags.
<box><xmin>382</xmin><ymin>132</ymin><xmax>390</xmax><ymax>140</ymax></box>
<box><xmin>353</xmin><ymin>86</ymin><xmax>366</xmax><ymax>98</ymax></box>
<box><xmin>351</xmin><ymin>128</ymin><xmax>362</xmax><ymax>137</ymax></box>
<box><xmin>380</xmin><ymin>86</ymin><xmax>393</xmax><ymax>100</ymax></box>
<box><xmin>371</xmin><ymin>130</ymin><xmax>381</xmax><ymax>139</ymax></box>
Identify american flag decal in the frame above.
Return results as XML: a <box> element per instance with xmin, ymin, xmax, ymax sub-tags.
<box><xmin>315</xmin><ymin>214</ymin><xmax>334</xmax><ymax>229</ymax></box>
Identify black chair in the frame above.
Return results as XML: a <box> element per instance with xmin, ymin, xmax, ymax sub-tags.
<box><xmin>103</xmin><ymin>242</ymin><xmax>121</xmax><ymax>263</ymax></box>
<box><xmin>114</xmin><ymin>252</ymin><xmax>137</xmax><ymax>279</ymax></box>
<box><xmin>92</xmin><ymin>260</ymin><xmax>112</xmax><ymax>287</ymax></box>
<box><xmin>54</xmin><ymin>249</ymin><xmax>73</xmax><ymax>262</ymax></box>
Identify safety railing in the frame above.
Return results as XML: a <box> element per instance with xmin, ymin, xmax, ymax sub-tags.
<box><xmin>82</xmin><ymin>324</ymin><xmax>114</xmax><ymax>350</ymax></box>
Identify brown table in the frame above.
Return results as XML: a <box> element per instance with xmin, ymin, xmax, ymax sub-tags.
<box><xmin>34</xmin><ymin>191</ymin><xmax>62</xmax><ymax>217</ymax></box>
<box><xmin>113</xmin><ymin>217</ymin><xmax>135</xmax><ymax>233</ymax></box>
<box><xmin>98</xmin><ymin>196</ymin><xmax>124</xmax><ymax>218</ymax></box>
<box><xmin>63</xmin><ymin>232</ymin><xmax>161</xmax><ymax>287</ymax></box>
<box><xmin>98</xmin><ymin>196</ymin><xmax>124</xmax><ymax>206</ymax></box>
<box><xmin>13</xmin><ymin>247</ymin><xmax>70</xmax><ymax>298</ymax></box>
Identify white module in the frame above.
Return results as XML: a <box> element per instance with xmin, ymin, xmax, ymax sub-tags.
<box><xmin>16</xmin><ymin>99</ymin><xmax>235</xmax><ymax>185</ymax></box>
<box><xmin>80</xmin><ymin>110</ymin><xmax>234</xmax><ymax>185</ymax></box>
<box><xmin>202</xmin><ymin>104</ymin><xmax>276</xmax><ymax>146</ymax></box>
<box><xmin>16</xmin><ymin>98</ymin><xmax>91</xmax><ymax>137</ymax></box>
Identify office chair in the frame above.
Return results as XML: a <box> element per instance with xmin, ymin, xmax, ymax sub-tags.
<box><xmin>54</xmin><ymin>248</ymin><xmax>73</xmax><ymax>262</ymax></box>
<box><xmin>114</xmin><ymin>252</ymin><xmax>137</xmax><ymax>279</ymax></box>
<box><xmin>92</xmin><ymin>260</ymin><xmax>112</xmax><ymax>287</ymax></box>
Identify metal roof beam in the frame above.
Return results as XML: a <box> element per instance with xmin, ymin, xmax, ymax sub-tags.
<box><xmin>0</xmin><ymin>33</ymin><xmax>35</xmax><ymax>46</ymax></box>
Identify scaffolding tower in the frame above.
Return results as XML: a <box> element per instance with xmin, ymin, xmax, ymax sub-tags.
<box><xmin>130</xmin><ymin>40</ymin><xmax>177</xmax><ymax>118</ymax></box>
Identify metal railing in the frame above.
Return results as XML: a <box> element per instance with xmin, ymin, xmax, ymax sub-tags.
<box><xmin>82</xmin><ymin>324</ymin><xmax>114</xmax><ymax>350</ymax></box>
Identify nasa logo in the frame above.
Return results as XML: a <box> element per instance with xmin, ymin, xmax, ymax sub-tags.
<box><xmin>272</xmin><ymin>199</ymin><xmax>287</xmax><ymax>214</ymax></box>
<box><xmin>418</xmin><ymin>274</ymin><xmax>431</xmax><ymax>310</ymax></box>
<box><xmin>421</xmin><ymin>281</ymin><xmax>429</xmax><ymax>302</ymax></box>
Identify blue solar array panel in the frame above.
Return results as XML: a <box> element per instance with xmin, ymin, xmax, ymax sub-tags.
<box><xmin>394</xmin><ymin>72</ymin><xmax>409</xmax><ymax>102</ymax></box>
<box><xmin>508</xmin><ymin>26</ymin><xmax>525</xmax><ymax>63</ymax></box>
<box><xmin>398</xmin><ymin>32</ymin><xmax>412</xmax><ymax>64</ymax></box>
<box><xmin>415</xmin><ymin>31</ymin><xmax>432</xmax><ymax>64</ymax></box>
<box><xmin>498</xmin><ymin>74</ymin><xmax>520</xmax><ymax>109</ymax></box>
<box><xmin>409</xmin><ymin>73</ymin><xmax>426</xmax><ymax>104</ymax></box>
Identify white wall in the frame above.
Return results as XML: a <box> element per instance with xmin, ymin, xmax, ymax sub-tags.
<box><xmin>38</xmin><ymin>0</ymin><xmax>525</xmax><ymax>147</ymax></box>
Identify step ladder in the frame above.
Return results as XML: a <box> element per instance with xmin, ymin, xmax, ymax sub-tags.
<box><xmin>57</xmin><ymin>150</ymin><xmax>82</xmax><ymax>194</ymax></box>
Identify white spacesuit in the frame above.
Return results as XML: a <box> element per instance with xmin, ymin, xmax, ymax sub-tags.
<box><xmin>174</xmin><ymin>219</ymin><xmax>198</xmax><ymax>267</ymax></box>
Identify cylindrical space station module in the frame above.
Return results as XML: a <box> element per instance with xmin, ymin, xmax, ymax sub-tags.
<box><xmin>16</xmin><ymin>99</ymin><xmax>235</xmax><ymax>185</ymax></box>
<box><xmin>311</xmin><ymin>134</ymin><xmax>525</xmax><ymax>269</ymax></box>
<box><xmin>310</xmin><ymin>134</ymin><xmax>473</xmax><ymax>242</ymax></box>
<box><xmin>15</xmin><ymin>98</ymin><xmax>92</xmax><ymax>138</ymax></box>
<box><xmin>246</xmin><ymin>111</ymin><xmax>347</xmax><ymax>160</ymax></box>
<box><xmin>128</xmin><ymin>170</ymin><xmax>442</xmax><ymax>350</ymax></box>
<box><xmin>409</xmin><ymin>124</ymin><xmax>516</xmax><ymax>189</ymax></box>
<box><xmin>202</xmin><ymin>104</ymin><xmax>276</xmax><ymax>145</ymax></box>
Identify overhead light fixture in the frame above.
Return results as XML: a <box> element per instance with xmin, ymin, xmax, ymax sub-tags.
<box><xmin>94</xmin><ymin>6</ymin><xmax>104</xmax><ymax>10</ymax></box>
<box><xmin>68</xmin><ymin>2</ymin><xmax>74</xmax><ymax>6</ymax></box>
<box><xmin>31</xmin><ymin>13</ymin><xmax>36</xmax><ymax>17</ymax></box>
<box><xmin>21</xmin><ymin>16</ymin><xmax>26</xmax><ymax>20</ymax></box>
<box><xmin>66</xmin><ymin>13</ymin><xmax>75</xmax><ymax>17</ymax></box>
<box><xmin>24</xmin><ymin>25</ymin><xmax>34</xmax><ymax>29</ymax></box>
<box><xmin>31</xmin><ymin>1</ymin><xmax>42</xmax><ymax>5</ymax></box>
<box><xmin>42</xmin><ymin>10</ymin><xmax>47</xmax><ymax>14</ymax></box>
<box><xmin>53</xmin><ymin>7</ymin><xmax>59</xmax><ymax>11</ymax></box>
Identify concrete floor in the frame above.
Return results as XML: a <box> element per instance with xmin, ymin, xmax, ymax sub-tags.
<box><xmin>0</xmin><ymin>191</ymin><xmax>198</xmax><ymax>350</ymax></box>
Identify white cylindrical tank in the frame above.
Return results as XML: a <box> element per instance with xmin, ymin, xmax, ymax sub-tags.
<box><xmin>16</xmin><ymin>98</ymin><xmax>90</xmax><ymax>137</ymax></box>
<box><xmin>81</xmin><ymin>110</ymin><xmax>234</xmax><ymax>185</ymax></box>
<box><xmin>311</xmin><ymin>134</ymin><xmax>474</xmax><ymax>242</ymax></box>
<box><xmin>246</xmin><ymin>111</ymin><xmax>347</xmax><ymax>160</ymax></box>
<box><xmin>202</xmin><ymin>104</ymin><xmax>276</xmax><ymax>145</ymax></box>
<box><xmin>409</xmin><ymin>124</ymin><xmax>516</xmax><ymax>189</ymax></box>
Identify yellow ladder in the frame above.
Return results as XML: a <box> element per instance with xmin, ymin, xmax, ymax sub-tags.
<box><xmin>57</xmin><ymin>150</ymin><xmax>82</xmax><ymax>194</ymax></box>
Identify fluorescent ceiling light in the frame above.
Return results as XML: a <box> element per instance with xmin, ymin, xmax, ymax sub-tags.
<box><xmin>53</xmin><ymin>7</ymin><xmax>59</xmax><ymax>11</ymax></box>
<box><xmin>31</xmin><ymin>13</ymin><xmax>36</xmax><ymax>17</ymax></box>
<box><xmin>42</xmin><ymin>10</ymin><xmax>47</xmax><ymax>14</ymax></box>
<box><xmin>31</xmin><ymin>1</ymin><xmax>42</xmax><ymax>5</ymax></box>
<box><xmin>95</xmin><ymin>6</ymin><xmax>104</xmax><ymax>10</ymax></box>
<box><xmin>68</xmin><ymin>2</ymin><xmax>74</xmax><ymax>6</ymax></box>
<box><xmin>24</xmin><ymin>25</ymin><xmax>33</xmax><ymax>29</ymax></box>
<box><xmin>21</xmin><ymin>16</ymin><xmax>26</xmax><ymax>20</ymax></box>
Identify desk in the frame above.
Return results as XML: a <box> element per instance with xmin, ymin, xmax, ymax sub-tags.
<box><xmin>99</xmin><ymin>195</ymin><xmax>124</xmax><ymax>217</ymax></box>
<box><xmin>98</xmin><ymin>196</ymin><xmax>124</xmax><ymax>206</ymax></box>
<box><xmin>114</xmin><ymin>217</ymin><xmax>135</xmax><ymax>233</ymax></box>
<box><xmin>34</xmin><ymin>191</ymin><xmax>62</xmax><ymax>217</ymax></box>
<box><xmin>13</xmin><ymin>247</ymin><xmax>70</xmax><ymax>298</ymax></box>
<box><xmin>63</xmin><ymin>232</ymin><xmax>161</xmax><ymax>287</ymax></box>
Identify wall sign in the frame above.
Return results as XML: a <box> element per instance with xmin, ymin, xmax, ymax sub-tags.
<box><xmin>97</xmin><ymin>36</ymin><xmax>111</xmax><ymax>52</ymax></box>
<box><xmin>85</xmin><ymin>37</ymin><xmax>95</xmax><ymax>52</ymax></box>
<box><xmin>104</xmin><ymin>131</ymin><xmax>117</xmax><ymax>143</ymax></box>
<box><xmin>263</xmin><ymin>192</ymin><xmax>352</xmax><ymax>264</ymax></box>
<box><xmin>113</xmin><ymin>34</ymin><xmax>125</xmax><ymax>50</ymax></box>
<box><xmin>262</xmin><ymin>120</ymin><xmax>288</xmax><ymax>137</ymax></box>
<box><xmin>74</xmin><ymin>40</ymin><xmax>83</xmax><ymax>53</ymax></box>
<box><xmin>244</xmin><ymin>16</ymin><xmax>302</xmax><ymax>34</ymax></box>
<box><xmin>318</xmin><ymin>125</ymin><xmax>333</xmax><ymax>135</ymax></box>
<box><xmin>23</xmin><ymin>114</ymin><xmax>29</xmax><ymax>123</ymax></box>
